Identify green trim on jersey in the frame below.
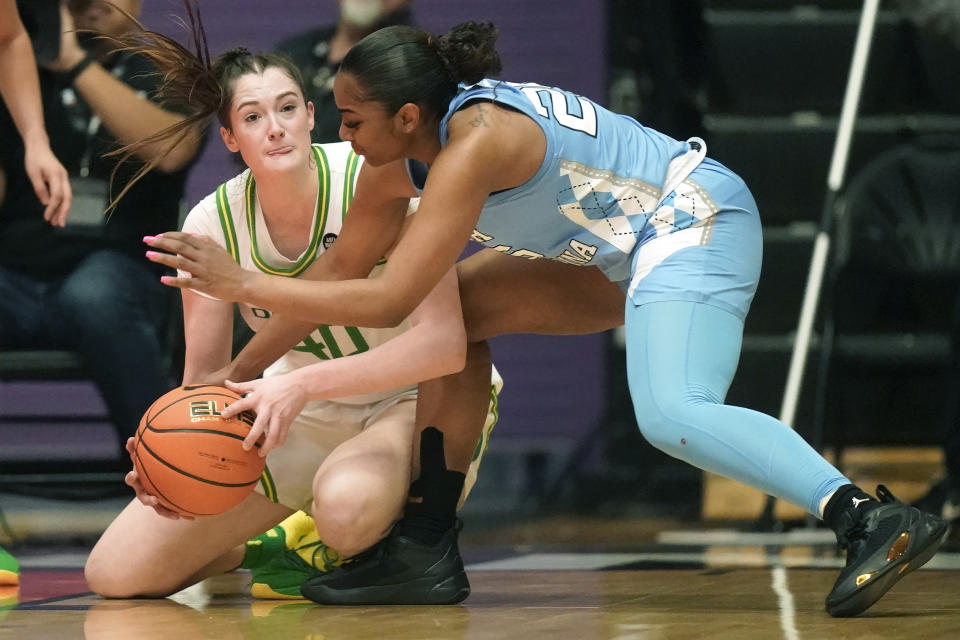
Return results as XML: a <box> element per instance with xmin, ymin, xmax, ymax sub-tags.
<box><xmin>215</xmin><ymin>183</ymin><xmax>241</xmax><ymax>263</ymax></box>
<box><xmin>338</xmin><ymin>149</ymin><xmax>388</xmax><ymax>266</ymax></box>
<box><xmin>335</xmin><ymin>149</ymin><xmax>387</xmax><ymax>267</ymax></box>
<box><xmin>246</xmin><ymin>145</ymin><xmax>331</xmax><ymax>276</ymax></box>
<box><xmin>472</xmin><ymin>383</ymin><xmax>500</xmax><ymax>462</ymax></box>
<box><xmin>342</xmin><ymin>148</ymin><xmax>360</xmax><ymax>219</ymax></box>
<box><xmin>259</xmin><ymin>465</ymin><xmax>278</xmax><ymax>503</ymax></box>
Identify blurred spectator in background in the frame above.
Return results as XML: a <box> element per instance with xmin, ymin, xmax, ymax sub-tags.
<box><xmin>0</xmin><ymin>0</ymin><xmax>74</xmax><ymax>593</ymax></box>
<box><xmin>0</xmin><ymin>0</ymin><xmax>71</xmax><ymax>226</ymax></box>
<box><xmin>0</xmin><ymin>0</ymin><xmax>205</xmax><ymax>449</ymax></box>
<box><xmin>276</xmin><ymin>0</ymin><xmax>414</xmax><ymax>143</ymax></box>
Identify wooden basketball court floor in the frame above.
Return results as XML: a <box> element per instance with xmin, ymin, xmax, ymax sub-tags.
<box><xmin>4</xmin><ymin>528</ymin><xmax>960</xmax><ymax>640</ymax></box>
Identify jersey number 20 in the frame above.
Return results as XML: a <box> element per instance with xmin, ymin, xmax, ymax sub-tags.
<box><xmin>518</xmin><ymin>84</ymin><xmax>597</xmax><ymax>137</ymax></box>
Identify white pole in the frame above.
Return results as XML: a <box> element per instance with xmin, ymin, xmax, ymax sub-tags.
<box><xmin>758</xmin><ymin>0</ymin><xmax>881</xmax><ymax>528</ymax></box>
<box><xmin>777</xmin><ymin>0</ymin><xmax>880</xmax><ymax>429</ymax></box>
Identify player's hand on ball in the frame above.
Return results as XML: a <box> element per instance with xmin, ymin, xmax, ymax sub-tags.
<box><xmin>143</xmin><ymin>232</ymin><xmax>256</xmax><ymax>301</ymax></box>
<box><xmin>222</xmin><ymin>377</ymin><xmax>308</xmax><ymax>457</ymax></box>
<box><xmin>123</xmin><ymin>438</ymin><xmax>194</xmax><ymax>520</ymax></box>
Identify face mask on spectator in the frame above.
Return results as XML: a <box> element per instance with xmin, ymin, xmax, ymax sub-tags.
<box><xmin>341</xmin><ymin>0</ymin><xmax>384</xmax><ymax>29</ymax></box>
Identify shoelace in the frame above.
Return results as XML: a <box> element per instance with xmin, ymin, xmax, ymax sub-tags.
<box><xmin>840</xmin><ymin>521</ymin><xmax>867</xmax><ymax>551</ymax></box>
<box><xmin>838</xmin><ymin>484</ymin><xmax>899</xmax><ymax>551</ymax></box>
<box><xmin>296</xmin><ymin>539</ymin><xmax>333</xmax><ymax>570</ymax></box>
<box><xmin>338</xmin><ymin>534</ymin><xmax>390</xmax><ymax>572</ymax></box>
<box><xmin>876</xmin><ymin>484</ymin><xmax>896</xmax><ymax>504</ymax></box>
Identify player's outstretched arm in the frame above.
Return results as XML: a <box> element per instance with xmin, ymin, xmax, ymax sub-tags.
<box><xmin>124</xmin><ymin>288</ymin><xmax>235</xmax><ymax>520</ymax></box>
<box><xmin>223</xmin><ymin>264</ymin><xmax>466</xmax><ymax>455</ymax></box>
<box><xmin>146</xmin><ymin>160</ymin><xmax>414</xmax><ymax>382</ymax></box>
<box><xmin>145</xmin><ymin>130</ymin><xmax>494</xmax><ymax>330</ymax></box>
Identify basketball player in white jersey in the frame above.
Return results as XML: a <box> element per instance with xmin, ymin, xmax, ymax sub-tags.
<box><xmin>84</xmin><ymin>41</ymin><xmax>498</xmax><ymax>603</ymax></box>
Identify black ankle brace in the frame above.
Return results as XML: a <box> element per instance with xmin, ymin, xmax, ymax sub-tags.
<box><xmin>399</xmin><ymin>427</ymin><xmax>465</xmax><ymax>545</ymax></box>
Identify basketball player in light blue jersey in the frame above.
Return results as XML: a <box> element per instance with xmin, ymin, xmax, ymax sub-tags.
<box><xmin>146</xmin><ymin>22</ymin><xmax>946</xmax><ymax>616</ymax></box>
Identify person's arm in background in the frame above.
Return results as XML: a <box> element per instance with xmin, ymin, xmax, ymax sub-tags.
<box><xmin>44</xmin><ymin>5</ymin><xmax>200</xmax><ymax>172</ymax></box>
<box><xmin>0</xmin><ymin>0</ymin><xmax>71</xmax><ymax>225</ymax></box>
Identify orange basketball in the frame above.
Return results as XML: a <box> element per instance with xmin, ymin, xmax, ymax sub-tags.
<box><xmin>132</xmin><ymin>384</ymin><xmax>264</xmax><ymax>517</ymax></box>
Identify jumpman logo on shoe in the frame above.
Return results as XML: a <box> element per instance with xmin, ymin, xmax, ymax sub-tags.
<box><xmin>851</xmin><ymin>497</ymin><xmax>870</xmax><ymax>508</ymax></box>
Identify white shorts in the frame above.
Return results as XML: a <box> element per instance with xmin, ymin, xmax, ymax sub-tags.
<box><xmin>255</xmin><ymin>367</ymin><xmax>504</xmax><ymax>511</ymax></box>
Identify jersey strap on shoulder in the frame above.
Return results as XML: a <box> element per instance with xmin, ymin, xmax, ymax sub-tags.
<box><xmin>214</xmin><ymin>182</ymin><xmax>242</xmax><ymax>264</ymax></box>
<box><xmin>340</xmin><ymin>146</ymin><xmax>361</xmax><ymax>220</ymax></box>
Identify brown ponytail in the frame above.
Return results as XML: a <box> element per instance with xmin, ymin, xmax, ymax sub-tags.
<box><xmin>102</xmin><ymin>0</ymin><xmax>307</xmax><ymax>212</ymax></box>
<box><xmin>97</xmin><ymin>0</ymin><xmax>215</xmax><ymax>212</ymax></box>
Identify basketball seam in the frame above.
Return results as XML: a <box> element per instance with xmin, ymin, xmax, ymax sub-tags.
<box><xmin>142</xmin><ymin>425</ymin><xmax>262</xmax><ymax>451</ymax></box>
<box><xmin>133</xmin><ymin>438</ymin><xmax>204</xmax><ymax>517</ymax></box>
<box><xmin>137</xmin><ymin>438</ymin><xmax>263</xmax><ymax>488</ymax></box>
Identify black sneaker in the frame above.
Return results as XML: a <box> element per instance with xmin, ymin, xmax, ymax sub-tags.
<box><xmin>300</xmin><ymin>521</ymin><xmax>470</xmax><ymax>605</ymax></box>
<box><xmin>825</xmin><ymin>485</ymin><xmax>948</xmax><ymax>617</ymax></box>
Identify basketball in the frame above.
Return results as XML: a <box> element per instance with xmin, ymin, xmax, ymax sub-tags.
<box><xmin>132</xmin><ymin>384</ymin><xmax>264</xmax><ymax>517</ymax></box>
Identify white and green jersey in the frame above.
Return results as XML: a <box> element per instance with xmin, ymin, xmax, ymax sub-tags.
<box><xmin>182</xmin><ymin>142</ymin><xmax>414</xmax><ymax>405</ymax></box>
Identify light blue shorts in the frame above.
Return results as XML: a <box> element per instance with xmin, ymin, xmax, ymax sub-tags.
<box><xmin>624</xmin><ymin>157</ymin><xmax>763</xmax><ymax>320</ymax></box>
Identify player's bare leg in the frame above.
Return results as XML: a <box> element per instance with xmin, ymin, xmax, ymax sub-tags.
<box><xmin>241</xmin><ymin>401</ymin><xmax>420</xmax><ymax>600</ymax></box>
<box><xmin>460</xmin><ymin>248</ymin><xmax>626</xmax><ymax>343</ymax></box>
<box><xmin>301</xmin><ymin>249</ymin><xmax>625</xmax><ymax>605</ymax></box>
<box><xmin>310</xmin><ymin>400</ymin><xmax>417</xmax><ymax>558</ymax></box>
<box><xmin>425</xmin><ymin>248</ymin><xmax>627</xmax><ymax>474</ymax></box>
<box><xmin>85</xmin><ymin>494</ymin><xmax>292</xmax><ymax>598</ymax></box>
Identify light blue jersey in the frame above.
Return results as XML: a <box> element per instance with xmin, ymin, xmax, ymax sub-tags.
<box><xmin>407</xmin><ymin>79</ymin><xmax>708</xmax><ymax>285</ymax></box>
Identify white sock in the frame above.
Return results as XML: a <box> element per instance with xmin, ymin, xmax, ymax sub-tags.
<box><xmin>819</xmin><ymin>489</ymin><xmax>838</xmax><ymax>519</ymax></box>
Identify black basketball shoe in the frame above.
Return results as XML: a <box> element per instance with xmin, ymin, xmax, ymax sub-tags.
<box><xmin>300</xmin><ymin>520</ymin><xmax>470</xmax><ymax>605</ymax></box>
<box><xmin>825</xmin><ymin>484</ymin><xmax>948</xmax><ymax>617</ymax></box>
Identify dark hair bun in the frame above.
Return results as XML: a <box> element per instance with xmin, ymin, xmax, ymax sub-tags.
<box><xmin>434</xmin><ymin>21</ymin><xmax>501</xmax><ymax>84</ymax></box>
<box><xmin>212</xmin><ymin>46</ymin><xmax>250</xmax><ymax>72</ymax></box>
